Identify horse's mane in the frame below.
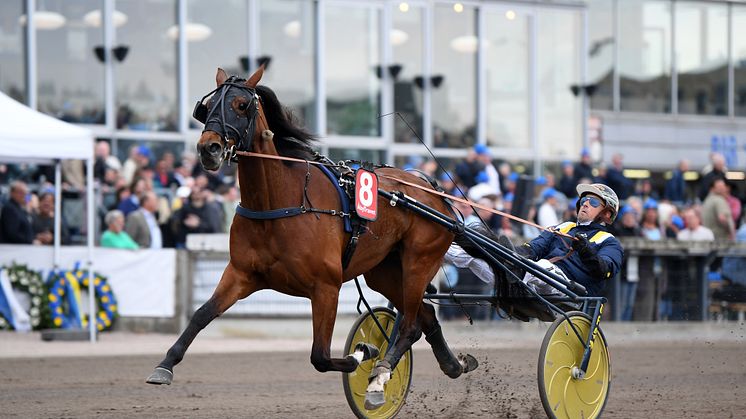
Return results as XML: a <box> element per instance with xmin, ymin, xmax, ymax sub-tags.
<box><xmin>255</xmin><ymin>85</ymin><xmax>318</xmax><ymax>160</ymax></box>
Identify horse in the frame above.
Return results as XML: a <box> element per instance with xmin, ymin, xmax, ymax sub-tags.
<box><xmin>146</xmin><ymin>66</ymin><xmax>477</xmax><ymax>408</ymax></box>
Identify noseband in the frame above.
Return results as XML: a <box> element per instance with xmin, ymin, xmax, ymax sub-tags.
<box><xmin>193</xmin><ymin>76</ymin><xmax>260</xmax><ymax>158</ymax></box>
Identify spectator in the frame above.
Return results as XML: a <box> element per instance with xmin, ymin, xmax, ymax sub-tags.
<box><xmin>93</xmin><ymin>140</ymin><xmax>122</xmax><ymax>183</ymax></box>
<box><xmin>61</xmin><ymin>159</ymin><xmax>85</xmax><ymax>191</ymax></box>
<box><xmin>217</xmin><ymin>185</ymin><xmax>240</xmax><ymax>233</ymax></box>
<box><xmin>558</xmin><ymin>160</ymin><xmax>576</xmax><ymax>198</ymax></box>
<box><xmin>701</xmin><ymin>178</ymin><xmax>735</xmax><ymax>241</ymax></box>
<box><xmin>117</xmin><ymin>177</ymin><xmax>148</xmax><ymax>217</ymax></box>
<box><xmin>101</xmin><ymin>210</ymin><xmax>139</xmax><ymax>250</ymax></box>
<box><xmin>454</xmin><ymin>147</ymin><xmax>484</xmax><ymax>188</ymax></box>
<box><xmin>633</xmin><ymin>198</ymin><xmax>663</xmax><ymax>321</ymax></box>
<box><xmin>573</xmin><ymin>148</ymin><xmax>594</xmax><ymax>184</ymax></box>
<box><xmin>665</xmin><ymin>214</ymin><xmax>684</xmax><ymax>239</ymax></box>
<box><xmin>677</xmin><ymin>208</ymin><xmax>714</xmax><ymax>241</ymax></box>
<box><xmin>497</xmin><ymin>162</ymin><xmax>512</xmax><ymax>196</ymax></box>
<box><xmin>0</xmin><ymin>180</ymin><xmax>33</xmax><ymax>244</ymax></box>
<box><xmin>720</xmin><ymin>220</ymin><xmax>746</xmax><ymax>300</ymax></box>
<box><xmin>438</xmin><ymin>172</ymin><xmax>458</xmax><ymax>195</ymax></box>
<box><xmin>473</xmin><ymin>197</ymin><xmax>500</xmax><ymax>233</ymax></box>
<box><xmin>172</xmin><ymin>187</ymin><xmax>222</xmax><ymax>248</ymax></box>
<box><xmin>122</xmin><ymin>145</ymin><xmax>151</xmax><ymax>186</ymax></box>
<box><xmin>605</xmin><ymin>153</ymin><xmax>632</xmax><ymax>200</ymax></box>
<box><xmin>725</xmin><ymin>180</ymin><xmax>742</xmax><ymax>227</ymax></box>
<box><xmin>474</xmin><ymin>145</ymin><xmax>501</xmax><ymax>197</ymax></box>
<box><xmin>153</xmin><ymin>158</ymin><xmax>179</xmax><ymax>189</ymax></box>
<box><xmin>537</xmin><ymin>188</ymin><xmax>560</xmax><ymax>227</ymax></box>
<box><xmin>664</xmin><ymin>159</ymin><xmax>689</xmax><ymax>204</ymax></box>
<box><xmin>125</xmin><ymin>191</ymin><xmax>163</xmax><ymax>249</ymax></box>
<box><xmin>674</xmin><ymin>208</ymin><xmax>714</xmax><ymax>319</ymax></box>
<box><xmin>614</xmin><ymin>205</ymin><xmax>641</xmax><ymax>321</ymax></box>
<box><xmin>698</xmin><ymin>152</ymin><xmax>726</xmax><ymax>201</ymax></box>
<box><xmin>31</xmin><ymin>192</ymin><xmax>70</xmax><ymax>245</ymax></box>
<box><xmin>637</xmin><ymin>178</ymin><xmax>659</xmax><ymax>202</ymax></box>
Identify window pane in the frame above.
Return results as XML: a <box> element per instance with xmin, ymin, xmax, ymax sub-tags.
<box><xmin>587</xmin><ymin>0</ymin><xmax>614</xmax><ymax>110</ymax></box>
<box><xmin>733</xmin><ymin>6</ymin><xmax>746</xmax><ymax>117</ymax></box>
<box><xmin>538</xmin><ymin>8</ymin><xmax>582</xmax><ymax>159</ymax></box>
<box><xmin>392</xmin><ymin>4</ymin><xmax>424</xmax><ymax>143</ymax></box>
<box><xmin>259</xmin><ymin>0</ymin><xmax>315</xmax><ymax>131</ymax></box>
<box><xmin>0</xmin><ymin>1</ymin><xmax>26</xmax><ymax>102</ymax></box>
<box><xmin>116</xmin><ymin>0</ymin><xmax>177</xmax><ymax>131</ymax></box>
<box><xmin>619</xmin><ymin>0</ymin><xmax>672</xmax><ymax>113</ymax></box>
<box><xmin>676</xmin><ymin>2</ymin><xmax>727</xmax><ymax>116</ymax></box>
<box><xmin>325</xmin><ymin>5</ymin><xmax>381</xmax><ymax>137</ymax></box>
<box><xmin>187</xmin><ymin>0</ymin><xmax>247</xmax><ymax>130</ymax></box>
<box><xmin>432</xmin><ymin>3</ymin><xmax>476</xmax><ymax>148</ymax></box>
<box><xmin>484</xmin><ymin>7</ymin><xmax>529</xmax><ymax>149</ymax></box>
<box><xmin>36</xmin><ymin>0</ymin><xmax>105</xmax><ymax>124</ymax></box>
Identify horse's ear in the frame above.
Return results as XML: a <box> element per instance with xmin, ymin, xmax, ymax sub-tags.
<box><xmin>246</xmin><ymin>64</ymin><xmax>265</xmax><ymax>88</ymax></box>
<box><xmin>216</xmin><ymin>68</ymin><xmax>228</xmax><ymax>86</ymax></box>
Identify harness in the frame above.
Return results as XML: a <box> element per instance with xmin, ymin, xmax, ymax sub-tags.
<box><xmin>234</xmin><ymin>156</ymin><xmax>375</xmax><ymax>269</ymax></box>
<box><xmin>193</xmin><ymin>76</ymin><xmax>260</xmax><ymax>160</ymax></box>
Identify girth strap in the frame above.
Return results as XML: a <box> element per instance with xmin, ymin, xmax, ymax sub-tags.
<box><xmin>236</xmin><ymin>204</ymin><xmax>304</xmax><ymax>220</ymax></box>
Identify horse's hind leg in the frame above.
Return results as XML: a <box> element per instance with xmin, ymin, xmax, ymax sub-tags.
<box><xmin>364</xmin><ymin>262</ymin><xmax>462</xmax><ymax>377</ymax></box>
<box><xmin>419</xmin><ymin>301</ymin><xmax>472</xmax><ymax>378</ymax></box>
<box><xmin>146</xmin><ymin>263</ymin><xmax>259</xmax><ymax>385</ymax></box>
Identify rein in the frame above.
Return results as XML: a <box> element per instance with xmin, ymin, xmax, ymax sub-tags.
<box><xmin>233</xmin><ymin>149</ymin><xmax>575</xmax><ymax>240</ymax></box>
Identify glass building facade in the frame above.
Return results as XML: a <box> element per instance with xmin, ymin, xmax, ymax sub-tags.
<box><xmin>589</xmin><ymin>0</ymin><xmax>746</xmax><ymax>171</ymax></box>
<box><xmin>0</xmin><ymin>0</ymin><xmax>588</xmax><ymax>176</ymax></box>
<box><xmin>3</xmin><ymin>0</ymin><xmax>745</xmax><ymax>173</ymax></box>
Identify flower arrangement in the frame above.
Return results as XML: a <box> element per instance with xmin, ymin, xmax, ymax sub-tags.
<box><xmin>0</xmin><ymin>264</ymin><xmax>51</xmax><ymax>330</ymax></box>
<box><xmin>47</xmin><ymin>268</ymin><xmax>118</xmax><ymax>331</ymax></box>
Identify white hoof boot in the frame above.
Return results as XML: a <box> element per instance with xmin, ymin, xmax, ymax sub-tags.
<box><xmin>364</xmin><ymin>361</ymin><xmax>391</xmax><ymax>410</ymax></box>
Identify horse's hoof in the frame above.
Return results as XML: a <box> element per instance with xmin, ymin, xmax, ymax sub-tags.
<box><xmin>364</xmin><ymin>391</ymin><xmax>385</xmax><ymax>410</ymax></box>
<box><xmin>354</xmin><ymin>342</ymin><xmax>380</xmax><ymax>362</ymax></box>
<box><xmin>459</xmin><ymin>353</ymin><xmax>479</xmax><ymax>374</ymax></box>
<box><xmin>146</xmin><ymin>367</ymin><xmax>173</xmax><ymax>385</ymax></box>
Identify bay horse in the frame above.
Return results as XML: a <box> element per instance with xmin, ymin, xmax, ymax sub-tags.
<box><xmin>146</xmin><ymin>66</ymin><xmax>476</xmax><ymax>408</ymax></box>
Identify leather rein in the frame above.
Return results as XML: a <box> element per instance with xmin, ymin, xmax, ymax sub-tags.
<box><xmin>232</xmin><ymin>147</ymin><xmax>574</xmax><ymax>240</ymax></box>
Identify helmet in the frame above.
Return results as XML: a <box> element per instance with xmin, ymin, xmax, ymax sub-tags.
<box><xmin>576</xmin><ymin>183</ymin><xmax>620</xmax><ymax>222</ymax></box>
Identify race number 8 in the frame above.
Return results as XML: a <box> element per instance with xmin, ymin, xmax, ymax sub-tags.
<box><xmin>358</xmin><ymin>171</ymin><xmax>375</xmax><ymax>207</ymax></box>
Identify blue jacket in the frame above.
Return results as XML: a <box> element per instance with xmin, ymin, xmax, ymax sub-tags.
<box><xmin>527</xmin><ymin>221</ymin><xmax>624</xmax><ymax>296</ymax></box>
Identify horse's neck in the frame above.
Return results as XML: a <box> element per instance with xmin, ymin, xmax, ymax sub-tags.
<box><xmin>237</xmin><ymin>133</ymin><xmax>300</xmax><ymax>210</ymax></box>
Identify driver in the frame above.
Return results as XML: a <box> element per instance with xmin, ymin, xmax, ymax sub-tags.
<box><xmin>514</xmin><ymin>183</ymin><xmax>624</xmax><ymax>298</ymax></box>
<box><xmin>444</xmin><ymin>183</ymin><xmax>623</xmax><ymax>300</ymax></box>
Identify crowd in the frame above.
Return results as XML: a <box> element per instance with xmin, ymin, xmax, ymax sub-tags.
<box><xmin>0</xmin><ymin>140</ymin><xmax>238</xmax><ymax>250</ymax></box>
<box><xmin>430</xmin><ymin>147</ymin><xmax>746</xmax><ymax>321</ymax></box>
<box><xmin>1</xmin><ymin>140</ymin><xmax>744</xmax><ymax>321</ymax></box>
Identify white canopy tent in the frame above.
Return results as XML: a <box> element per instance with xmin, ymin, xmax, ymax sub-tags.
<box><xmin>0</xmin><ymin>91</ymin><xmax>97</xmax><ymax>341</ymax></box>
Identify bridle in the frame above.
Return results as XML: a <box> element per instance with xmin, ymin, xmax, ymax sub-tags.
<box><xmin>193</xmin><ymin>76</ymin><xmax>261</xmax><ymax>161</ymax></box>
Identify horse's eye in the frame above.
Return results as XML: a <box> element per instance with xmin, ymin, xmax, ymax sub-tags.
<box><xmin>237</xmin><ymin>102</ymin><xmax>248</xmax><ymax>111</ymax></box>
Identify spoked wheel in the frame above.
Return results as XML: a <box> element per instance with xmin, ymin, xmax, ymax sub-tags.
<box><xmin>342</xmin><ymin>307</ymin><xmax>413</xmax><ymax>419</ymax></box>
<box><xmin>538</xmin><ymin>311</ymin><xmax>611</xmax><ymax>419</ymax></box>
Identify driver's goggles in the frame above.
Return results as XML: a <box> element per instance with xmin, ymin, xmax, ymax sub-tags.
<box><xmin>579</xmin><ymin>195</ymin><xmax>605</xmax><ymax>208</ymax></box>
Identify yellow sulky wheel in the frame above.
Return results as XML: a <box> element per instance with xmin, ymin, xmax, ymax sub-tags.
<box><xmin>342</xmin><ymin>307</ymin><xmax>412</xmax><ymax>419</ymax></box>
<box><xmin>538</xmin><ymin>311</ymin><xmax>611</xmax><ymax>419</ymax></box>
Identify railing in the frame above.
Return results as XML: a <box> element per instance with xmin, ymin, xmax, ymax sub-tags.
<box><xmin>611</xmin><ymin>238</ymin><xmax>746</xmax><ymax>321</ymax></box>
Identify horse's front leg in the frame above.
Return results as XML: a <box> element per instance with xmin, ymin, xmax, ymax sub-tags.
<box><xmin>309</xmin><ymin>282</ymin><xmax>370</xmax><ymax>373</ymax></box>
<box><xmin>146</xmin><ymin>263</ymin><xmax>260</xmax><ymax>385</ymax></box>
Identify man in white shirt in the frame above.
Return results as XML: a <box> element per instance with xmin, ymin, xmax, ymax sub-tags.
<box><xmin>473</xmin><ymin>144</ymin><xmax>501</xmax><ymax>198</ymax></box>
<box><xmin>677</xmin><ymin>208</ymin><xmax>714</xmax><ymax>241</ymax></box>
<box><xmin>537</xmin><ymin>188</ymin><xmax>560</xmax><ymax>227</ymax></box>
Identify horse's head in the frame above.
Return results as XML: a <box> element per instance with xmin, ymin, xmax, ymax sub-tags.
<box><xmin>195</xmin><ymin>66</ymin><xmax>267</xmax><ymax>170</ymax></box>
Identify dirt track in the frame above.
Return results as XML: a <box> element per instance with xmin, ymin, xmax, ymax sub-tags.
<box><xmin>2</xmin><ymin>340</ymin><xmax>745</xmax><ymax>418</ymax></box>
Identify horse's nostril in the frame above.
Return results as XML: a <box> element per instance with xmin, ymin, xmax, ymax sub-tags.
<box><xmin>208</xmin><ymin>143</ymin><xmax>221</xmax><ymax>154</ymax></box>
